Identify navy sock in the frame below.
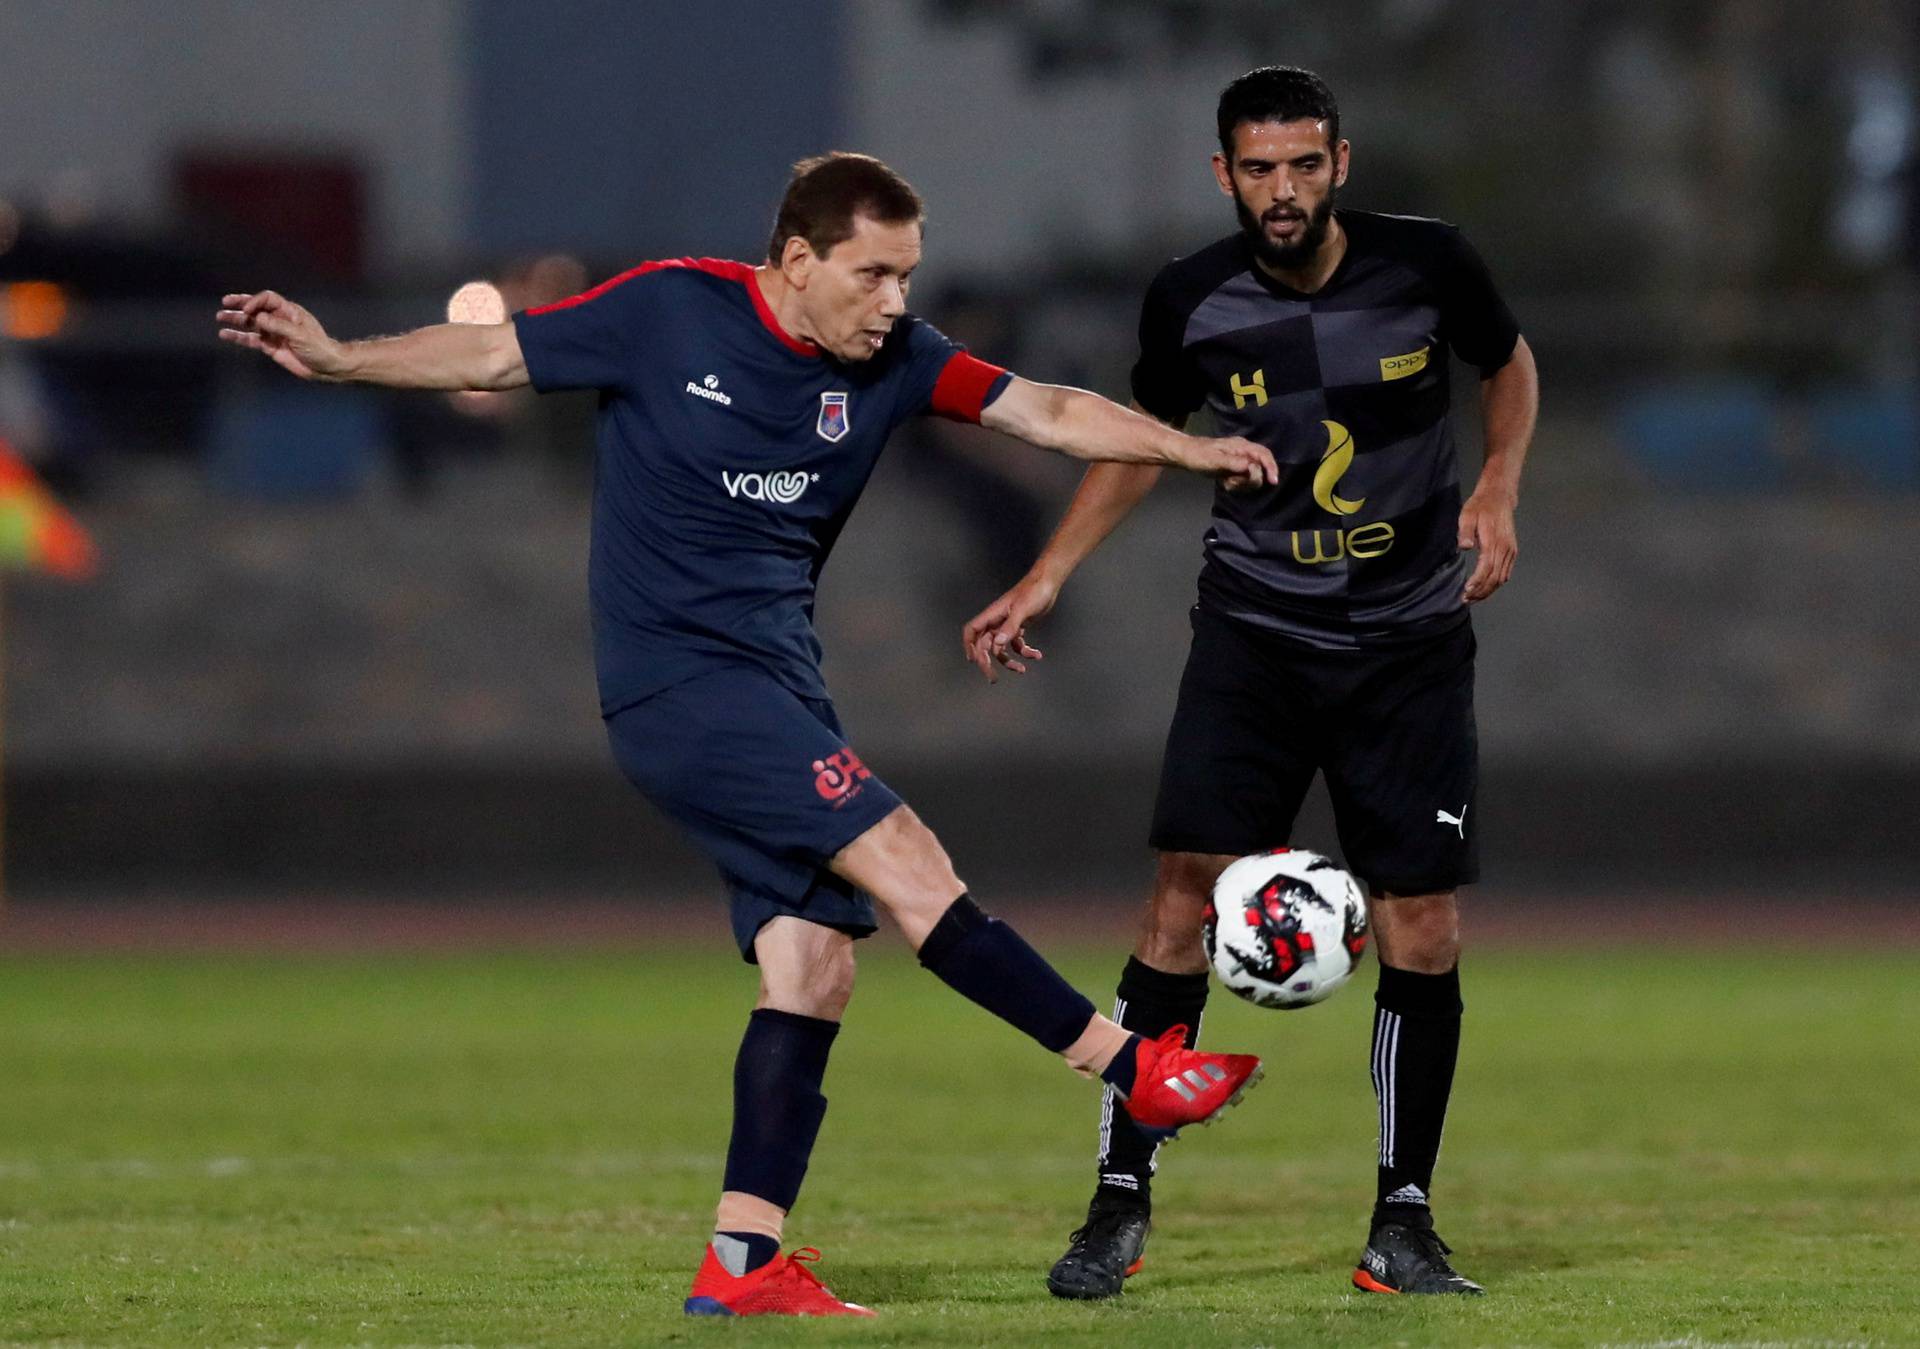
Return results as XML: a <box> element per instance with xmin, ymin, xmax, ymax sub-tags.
<box><xmin>1370</xmin><ymin>963</ymin><xmax>1463</xmax><ymax>1226</ymax></box>
<box><xmin>713</xmin><ymin>1231</ymin><xmax>781</xmax><ymax>1275</ymax></box>
<box><xmin>1097</xmin><ymin>1035</ymin><xmax>1144</xmax><ymax>1097</ymax></box>
<box><xmin>1096</xmin><ymin>957</ymin><xmax>1211</xmax><ymax>1207</ymax></box>
<box><xmin>916</xmin><ymin>895</ymin><xmax>1097</xmax><ymax>1053</ymax></box>
<box><xmin>722</xmin><ymin>1008</ymin><xmax>839</xmax><ymax>1213</ymax></box>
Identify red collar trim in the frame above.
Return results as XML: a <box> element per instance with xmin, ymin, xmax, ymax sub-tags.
<box><xmin>526</xmin><ymin>256</ymin><xmax>823</xmax><ymax>359</ymax></box>
<box><xmin>744</xmin><ymin>267</ymin><xmax>823</xmax><ymax>359</ymax></box>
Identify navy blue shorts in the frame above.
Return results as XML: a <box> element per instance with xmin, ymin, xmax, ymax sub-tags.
<box><xmin>604</xmin><ymin>666</ymin><xmax>900</xmax><ymax>962</ymax></box>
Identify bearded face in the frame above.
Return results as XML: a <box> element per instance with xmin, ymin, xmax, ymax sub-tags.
<box><xmin>1213</xmin><ymin>118</ymin><xmax>1347</xmax><ymax>275</ymax></box>
<box><xmin>1234</xmin><ymin>179</ymin><xmax>1337</xmax><ymax>270</ymax></box>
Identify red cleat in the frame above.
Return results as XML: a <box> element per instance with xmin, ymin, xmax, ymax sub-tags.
<box><xmin>683</xmin><ymin>1244</ymin><xmax>876</xmax><ymax>1317</ymax></box>
<box><xmin>1120</xmin><ymin>1025</ymin><xmax>1263</xmax><ymax>1142</ymax></box>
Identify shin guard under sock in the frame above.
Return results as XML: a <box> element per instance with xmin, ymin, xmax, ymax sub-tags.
<box><xmin>722</xmin><ymin>1008</ymin><xmax>839</xmax><ymax>1214</ymax></box>
<box><xmin>916</xmin><ymin>895</ymin><xmax>1097</xmax><ymax>1053</ymax></box>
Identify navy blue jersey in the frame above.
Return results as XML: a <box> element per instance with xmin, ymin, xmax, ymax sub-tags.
<box><xmin>513</xmin><ymin>258</ymin><xmax>1010</xmax><ymax>714</ymax></box>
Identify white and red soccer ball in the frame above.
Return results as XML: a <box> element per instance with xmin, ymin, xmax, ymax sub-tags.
<box><xmin>1203</xmin><ymin>849</ymin><xmax>1369</xmax><ymax>1009</ymax></box>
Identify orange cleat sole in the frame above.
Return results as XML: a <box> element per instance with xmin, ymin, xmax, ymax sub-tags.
<box><xmin>1352</xmin><ymin>1267</ymin><xmax>1400</xmax><ymax>1294</ymax></box>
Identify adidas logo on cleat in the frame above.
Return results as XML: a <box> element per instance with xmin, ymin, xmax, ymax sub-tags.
<box><xmin>1363</xmin><ymin>1250</ymin><xmax>1390</xmax><ymax>1277</ymax></box>
<box><xmin>1162</xmin><ymin>1063</ymin><xmax>1229</xmax><ymax>1102</ymax></box>
<box><xmin>1120</xmin><ymin>1027</ymin><xmax>1263</xmax><ymax>1141</ymax></box>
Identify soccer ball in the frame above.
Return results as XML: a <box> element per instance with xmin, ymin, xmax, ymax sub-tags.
<box><xmin>1203</xmin><ymin>849</ymin><xmax>1369</xmax><ymax>1009</ymax></box>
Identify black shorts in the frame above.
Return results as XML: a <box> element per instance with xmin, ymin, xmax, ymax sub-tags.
<box><xmin>1149</xmin><ymin>606</ymin><xmax>1479</xmax><ymax>894</ymax></box>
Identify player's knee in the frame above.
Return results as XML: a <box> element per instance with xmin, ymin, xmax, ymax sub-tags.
<box><xmin>813</xmin><ymin>942</ymin><xmax>857</xmax><ymax>1018</ymax></box>
<box><xmin>1373</xmin><ymin>891</ymin><xmax>1460</xmax><ymax>972</ymax></box>
<box><xmin>755</xmin><ymin>919</ymin><xmax>859</xmax><ymax>1019</ymax></box>
<box><xmin>1155</xmin><ymin>851</ymin><xmax>1230</xmax><ymax>903</ymax></box>
<box><xmin>761</xmin><ymin>950</ymin><xmax>856</xmax><ymax>1020</ymax></box>
<box><xmin>834</xmin><ymin>805</ymin><xmax>965</xmax><ymax>944</ymax></box>
<box><xmin>1148</xmin><ymin>854</ymin><xmax>1230</xmax><ymax>928</ymax></box>
<box><xmin>1136</xmin><ymin>923</ymin><xmax>1208</xmax><ymax>974</ymax></box>
<box><xmin>1135</xmin><ymin>852</ymin><xmax>1229</xmax><ymax>973</ymax></box>
<box><xmin>1398</xmin><ymin>928</ymin><xmax>1459</xmax><ymax>973</ymax></box>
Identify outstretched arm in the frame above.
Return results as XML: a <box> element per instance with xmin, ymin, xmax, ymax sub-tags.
<box><xmin>216</xmin><ymin>291</ymin><xmax>529</xmax><ymax>391</ymax></box>
<box><xmin>1457</xmin><ymin>335</ymin><xmax>1538</xmax><ymax>603</ymax></box>
<box><xmin>961</xmin><ymin>405</ymin><xmax>1185</xmax><ymax>682</ymax></box>
<box><xmin>981</xmin><ymin>376</ymin><xmax>1273</xmax><ymax>489</ymax></box>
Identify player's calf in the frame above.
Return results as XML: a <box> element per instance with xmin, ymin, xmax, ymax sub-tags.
<box><xmin>836</xmin><ymin>815</ymin><xmax>1261</xmax><ymax>1134</ymax></box>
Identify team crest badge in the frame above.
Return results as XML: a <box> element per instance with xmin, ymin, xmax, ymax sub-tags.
<box><xmin>816</xmin><ymin>391</ymin><xmax>850</xmax><ymax>443</ymax></box>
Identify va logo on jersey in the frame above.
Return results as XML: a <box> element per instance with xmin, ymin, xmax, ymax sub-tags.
<box><xmin>723</xmin><ymin>469</ymin><xmax>818</xmax><ymax>504</ymax></box>
<box><xmin>1229</xmin><ymin>369</ymin><xmax>1267</xmax><ymax>410</ymax></box>
<box><xmin>816</xmin><ymin>391</ymin><xmax>851</xmax><ymax>442</ymax></box>
<box><xmin>1291</xmin><ymin>420</ymin><xmax>1396</xmax><ymax>565</ymax></box>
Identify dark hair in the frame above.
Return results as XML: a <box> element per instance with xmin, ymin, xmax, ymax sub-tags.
<box><xmin>767</xmin><ymin>153</ymin><xmax>924</xmax><ymax>264</ymax></box>
<box><xmin>1216</xmin><ymin>66</ymin><xmax>1339</xmax><ymax>156</ymax></box>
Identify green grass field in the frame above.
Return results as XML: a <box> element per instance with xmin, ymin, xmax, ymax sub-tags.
<box><xmin>2</xmin><ymin>940</ymin><xmax>1916</xmax><ymax>1346</ymax></box>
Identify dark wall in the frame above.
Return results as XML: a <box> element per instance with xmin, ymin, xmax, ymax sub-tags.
<box><xmin>469</xmin><ymin>0</ymin><xmax>848</xmax><ymax>261</ymax></box>
<box><xmin>13</xmin><ymin>761</ymin><xmax>1918</xmax><ymax>899</ymax></box>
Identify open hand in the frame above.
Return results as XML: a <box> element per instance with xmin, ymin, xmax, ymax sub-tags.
<box><xmin>1458</xmin><ymin>489</ymin><xmax>1518</xmax><ymax>603</ymax></box>
<box><xmin>216</xmin><ymin>291</ymin><xmax>348</xmax><ymax>381</ymax></box>
<box><xmin>961</xmin><ymin>573</ymin><xmax>1058</xmax><ymax>683</ymax></box>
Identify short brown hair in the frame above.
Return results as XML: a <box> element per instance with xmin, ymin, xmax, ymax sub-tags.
<box><xmin>766</xmin><ymin>152</ymin><xmax>923</xmax><ymax>264</ymax></box>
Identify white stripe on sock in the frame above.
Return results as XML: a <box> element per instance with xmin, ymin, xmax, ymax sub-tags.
<box><xmin>1096</xmin><ymin>995</ymin><xmax>1128</xmax><ymax>1166</ymax></box>
<box><xmin>1384</xmin><ymin>1011</ymin><xmax>1401</xmax><ymax>1166</ymax></box>
<box><xmin>1371</xmin><ymin>1012</ymin><xmax>1386</xmax><ymax>1163</ymax></box>
<box><xmin>1373</xmin><ymin>1010</ymin><xmax>1402</xmax><ymax>1167</ymax></box>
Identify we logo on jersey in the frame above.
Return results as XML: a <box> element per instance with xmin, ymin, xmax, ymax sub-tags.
<box><xmin>723</xmin><ymin>469</ymin><xmax>817</xmax><ymax>504</ymax></box>
<box><xmin>1290</xmin><ymin>420</ymin><xmax>1395</xmax><ymax>565</ymax></box>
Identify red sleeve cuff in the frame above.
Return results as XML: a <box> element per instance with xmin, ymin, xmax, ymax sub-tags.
<box><xmin>928</xmin><ymin>352</ymin><xmax>1010</xmax><ymax>423</ymax></box>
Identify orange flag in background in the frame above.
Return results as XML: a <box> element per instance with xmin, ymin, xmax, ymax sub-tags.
<box><xmin>0</xmin><ymin>437</ymin><xmax>95</xmax><ymax>579</ymax></box>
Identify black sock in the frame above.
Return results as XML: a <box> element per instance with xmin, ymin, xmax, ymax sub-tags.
<box><xmin>1095</xmin><ymin>957</ymin><xmax>1211</xmax><ymax>1209</ymax></box>
<box><xmin>712</xmin><ymin>1231</ymin><xmax>781</xmax><ymax>1275</ymax></box>
<box><xmin>1370</xmin><ymin>963</ymin><xmax>1463</xmax><ymax>1228</ymax></box>
<box><xmin>916</xmin><ymin>895</ymin><xmax>1097</xmax><ymax>1052</ymax></box>
<box><xmin>722</xmin><ymin>1008</ymin><xmax>839</xmax><ymax>1214</ymax></box>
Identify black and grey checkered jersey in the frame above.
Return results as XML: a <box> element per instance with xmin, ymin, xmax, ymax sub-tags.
<box><xmin>1132</xmin><ymin>210</ymin><xmax>1519</xmax><ymax>648</ymax></box>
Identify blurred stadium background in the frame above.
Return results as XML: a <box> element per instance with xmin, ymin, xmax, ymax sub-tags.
<box><xmin>2</xmin><ymin>0</ymin><xmax>1916</xmax><ymax>913</ymax></box>
<box><xmin>5</xmin><ymin>4</ymin><xmax>1920</xmax><ymax>1344</ymax></box>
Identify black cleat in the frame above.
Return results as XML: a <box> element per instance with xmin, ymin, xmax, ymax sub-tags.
<box><xmin>1046</xmin><ymin>1200</ymin><xmax>1151</xmax><ymax>1300</ymax></box>
<box><xmin>1352</xmin><ymin>1221</ymin><xmax>1484</xmax><ymax>1295</ymax></box>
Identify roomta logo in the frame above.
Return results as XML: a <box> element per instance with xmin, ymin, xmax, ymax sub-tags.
<box><xmin>685</xmin><ymin>374</ymin><xmax>733</xmax><ymax>406</ymax></box>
